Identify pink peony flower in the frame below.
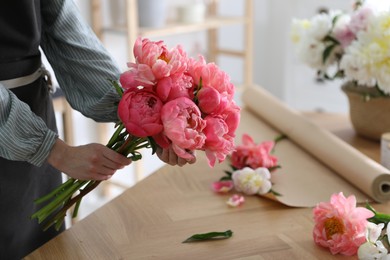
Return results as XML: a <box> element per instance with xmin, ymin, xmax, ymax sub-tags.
<box><xmin>155</xmin><ymin>73</ymin><xmax>194</xmax><ymax>102</ymax></box>
<box><xmin>334</xmin><ymin>25</ymin><xmax>356</xmax><ymax>49</ymax></box>
<box><xmin>160</xmin><ymin>97</ymin><xmax>206</xmax><ymax>160</ymax></box>
<box><xmin>203</xmin><ymin>115</ymin><xmax>235</xmax><ymax>167</ymax></box>
<box><xmin>132</xmin><ymin>37</ymin><xmax>188</xmax><ymax>80</ymax></box>
<box><xmin>119</xmin><ymin>64</ymin><xmax>155</xmax><ymax>91</ymax></box>
<box><xmin>313</xmin><ymin>192</ymin><xmax>375</xmax><ymax>256</ymax></box>
<box><xmin>222</xmin><ymin>101</ymin><xmax>241</xmax><ymax>137</ymax></box>
<box><xmin>349</xmin><ymin>6</ymin><xmax>374</xmax><ymax>34</ymax></box>
<box><xmin>118</xmin><ymin>89</ymin><xmax>164</xmax><ymax>137</ymax></box>
<box><xmin>197</xmin><ymin>86</ymin><xmax>221</xmax><ymax>114</ymax></box>
<box><xmin>212</xmin><ymin>180</ymin><xmax>234</xmax><ymax>193</ymax></box>
<box><xmin>188</xmin><ymin>55</ymin><xmax>235</xmax><ymax>114</ymax></box>
<box><xmin>231</xmin><ymin>134</ymin><xmax>278</xmax><ymax>170</ymax></box>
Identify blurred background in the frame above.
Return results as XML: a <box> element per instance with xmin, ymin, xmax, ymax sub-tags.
<box><xmin>48</xmin><ymin>0</ymin><xmax>390</xmax><ymax>224</ymax></box>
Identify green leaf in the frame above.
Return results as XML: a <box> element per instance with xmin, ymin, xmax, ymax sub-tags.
<box><xmin>322</xmin><ymin>44</ymin><xmax>337</xmax><ymax>64</ymax></box>
<box><xmin>182</xmin><ymin>230</ymin><xmax>233</xmax><ymax>243</ymax></box>
<box><xmin>219</xmin><ymin>176</ymin><xmax>232</xmax><ymax>181</ymax></box>
<box><xmin>270</xmin><ymin>189</ymin><xmax>282</xmax><ymax>196</ymax></box>
<box><xmin>323</xmin><ymin>35</ymin><xmax>339</xmax><ymax>45</ymax></box>
<box><xmin>274</xmin><ymin>134</ymin><xmax>287</xmax><ymax>144</ymax></box>
<box><xmin>109</xmin><ymin>79</ymin><xmax>124</xmax><ymax>97</ymax></box>
<box><xmin>366</xmin><ymin>203</ymin><xmax>390</xmax><ymax>224</ymax></box>
<box><xmin>147</xmin><ymin>136</ymin><xmax>158</xmax><ymax>155</ymax></box>
<box><xmin>129</xmin><ymin>152</ymin><xmax>143</xmax><ymax>161</ymax></box>
<box><xmin>268</xmin><ymin>165</ymin><xmax>281</xmax><ymax>172</ymax></box>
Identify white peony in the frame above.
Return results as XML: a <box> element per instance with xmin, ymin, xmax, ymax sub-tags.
<box><xmin>341</xmin><ymin>12</ymin><xmax>390</xmax><ymax>94</ymax></box>
<box><xmin>232</xmin><ymin>167</ymin><xmax>272</xmax><ymax>195</ymax></box>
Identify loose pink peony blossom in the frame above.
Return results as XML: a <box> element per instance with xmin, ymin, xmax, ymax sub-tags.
<box><xmin>160</xmin><ymin>97</ymin><xmax>206</xmax><ymax>160</ymax></box>
<box><xmin>313</xmin><ymin>192</ymin><xmax>375</xmax><ymax>256</ymax></box>
<box><xmin>118</xmin><ymin>89</ymin><xmax>164</xmax><ymax>137</ymax></box>
<box><xmin>212</xmin><ymin>180</ymin><xmax>234</xmax><ymax>193</ymax></box>
<box><xmin>231</xmin><ymin>134</ymin><xmax>278</xmax><ymax>170</ymax></box>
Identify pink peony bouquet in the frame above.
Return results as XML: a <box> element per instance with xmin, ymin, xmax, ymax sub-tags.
<box><xmin>212</xmin><ymin>134</ymin><xmax>284</xmax><ymax>205</ymax></box>
<box><xmin>313</xmin><ymin>192</ymin><xmax>390</xmax><ymax>258</ymax></box>
<box><xmin>32</xmin><ymin>37</ymin><xmax>241</xmax><ymax>230</ymax></box>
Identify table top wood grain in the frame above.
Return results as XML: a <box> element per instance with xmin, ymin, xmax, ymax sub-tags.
<box><xmin>26</xmin><ymin>110</ymin><xmax>389</xmax><ymax>260</ymax></box>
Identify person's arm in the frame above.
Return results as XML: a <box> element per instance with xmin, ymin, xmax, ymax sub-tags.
<box><xmin>0</xmin><ymin>86</ymin><xmax>57</xmax><ymax>165</ymax></box>
<box><xmin>40</xmin><ymin>0</ymin><xmax>121</xmax><ymax>123</ymax></box>
<box><xmin>0</xmin><ymin>85</ymin><xmax>131</xmax><ymax>180</ymax></box>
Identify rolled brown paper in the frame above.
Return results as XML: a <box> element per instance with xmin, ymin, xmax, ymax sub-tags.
<box><xmin>241</xmin><ymin>86</ymin><xmax>390</xmax><ymax>204</ymax></box>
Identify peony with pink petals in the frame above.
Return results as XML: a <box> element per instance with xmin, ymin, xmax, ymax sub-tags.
<box><xmin>132</xmin><ymin>37</ymin><xmax>188</xmax><ymax>80</ymax></box>
<box><xmin>118</xmin><ymin>89</ymin><xmax>164</xmax><ymax>137</ymax></box>
<box><xmin>160</xmin><ymin>97</ymin><xmax>206</xmax><ymax>160</ymax></box>
<box><xmin>231</xmin><ymin>133</ymin><xmax>278</xmax><ymax>170</ymax></box>
<box><xmin>313</xmin><ymin>192</ymin><xmax>374</xmax><ymax>256</ymax></box>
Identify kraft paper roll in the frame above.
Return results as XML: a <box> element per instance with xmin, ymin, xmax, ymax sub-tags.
<box><xmin>240</xmin><ymin>86</ymin><xmax>390</xmax><ymax>205</ymax></box>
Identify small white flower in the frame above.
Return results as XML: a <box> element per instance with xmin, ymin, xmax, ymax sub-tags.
<box><xmin>232</xmin><ymin>167</ymin><xmax>272</xmax><ymax>195</ymax></box>
<box><xmin>358</xmin><ymin>222</ymin><xmax>388</xmax><ymax>260</ymax></box>
<box><xmin>358</xmin><ymin>241</ymin><xmax>388</xmax><ymax>260</ymax></box>
<box><xmin>308</xmin><ymin>13</ymin><xmax>333</xmax><ymax>40</ymax></box>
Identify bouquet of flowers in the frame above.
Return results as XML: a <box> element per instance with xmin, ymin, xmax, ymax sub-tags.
<box><xmin>313</xmin><ymin>192</ymin><xmax>390</xmax><ymax>259</ymax></box>
<box><xmin>212</xmin><ymin>134</ymin><xmax>284</xmax><ymax>206</ymax></box>
<box><xmin>32</xmin><ymin>37</ymin><xmax>241</xmax><ymax>230</ymax></box>
<box><xmin>290</xmin><ymin>0</ymin><xmax>390</xmax><ymax>97</ymax></box>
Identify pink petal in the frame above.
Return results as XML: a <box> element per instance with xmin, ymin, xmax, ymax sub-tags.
<box><xmin>226</xmin><ymin>194</ymin><xmax>245</xmax><ymax>207</ymax></box>
<box><xmin>212</xmin><ymin>180</ymin><xmax>234</xmax><ymax>193</ymax></box>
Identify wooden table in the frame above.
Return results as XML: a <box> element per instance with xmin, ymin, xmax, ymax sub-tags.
<box><xmin>27</xmin><ymin>110</ymin><xmax>389</xmax><ymax>259</ymax></box>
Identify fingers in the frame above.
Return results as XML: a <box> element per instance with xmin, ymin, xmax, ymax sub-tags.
<box><xmin>156</xmin><ymin>146</ymin><xmax>196</xmax><ymax>166</ymax></box>
<box><xmin>101</xmin><ymin>148</ymin><xmax>132</xmax><ymax>172</ymax></box>
<box><xmin>103</xmin><ymin>148</ymin><xmax>132</xmax><ymax>167</ymax></box>
<box><xmin>90</xmin><ymin>145</ymin><xmax>131</xmax><ymax>179</ymax></box>
<box><xmin>51</xmin><ymin>142</ymin><xmax>132</xmax><ymax>181</ymax></box>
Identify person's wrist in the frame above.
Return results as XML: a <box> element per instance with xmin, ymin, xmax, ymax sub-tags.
<box><xmin>47</xmin><ymin>138</ymin><xmax>68</xmax><ymax>170</ymax></box>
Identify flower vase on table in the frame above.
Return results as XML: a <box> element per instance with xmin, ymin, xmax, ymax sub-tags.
<box><xmin>290</xmin><ymin>1</ymin><xmax>390</xmax><ymax>141</ymax></box>
<box><xmin>342</xmin><ymin>81</ymin><xmax>390</xmax><ymax>141</ymax></box>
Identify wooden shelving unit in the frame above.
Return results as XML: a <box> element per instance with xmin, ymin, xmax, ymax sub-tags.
<box><xmin>90</xmin><ymin>0</ymin><xmax>254</xmax><ymax>88</ymax></box>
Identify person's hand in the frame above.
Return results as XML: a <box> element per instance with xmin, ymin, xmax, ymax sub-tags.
<box><xmin>47</xmin><ymin>139</ymin><xmax>131</xmax><ymax>181</ymax></box>
<box><xmin>156</xmin><ymin>146</ymin><xmax>196</xmax><ymax>166</ymax></box>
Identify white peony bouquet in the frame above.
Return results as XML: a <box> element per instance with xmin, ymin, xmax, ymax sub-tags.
<box><xmin>290</xmin><ymin>0</ymin><xmax>390</xmax><ymax>96</ymax></box>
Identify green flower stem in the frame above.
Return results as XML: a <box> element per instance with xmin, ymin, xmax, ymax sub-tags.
<box><xmin>124</xmin><ymin>137</ymin><xmax>147</xmax><ymax>154</ymax></box>
<box><xmin>274</xmin><ymin>134</ymin><xmax>287</xmax><ymax>144</ymax></box>
<box><xmin>32</xmin><ymin>180</ymin><xmax>89</xmax><ymax>223</ymax></box>
<box><xmin>116</xmin><ymin>135</ymin><xmax>135</xmax><ymax>155</ymax></box>
<box><xmin>366</xmin><ymin>203</ymin><xmax>390</xmax><ymax>224</ymax></box>
<box><xmin>42</xmin><ymin>180</ymin><xmax>101</xmax><ymax>231</ymax></box>
<box><xmin>110</xmin><ymin>79</ymin><xmax>124</xmax><ymax>97</ymax></box>
<box><xmin>107</xmin><ymin>123</ymin><xmax>125</xmax><ymax>148</ymax></box>
<box><xmin>111</xmin><ymin>140</ymin><xmax>125</xmax><ymax>151</ymax></box>
<box><xmin>132</xmin><ymin>143</ymin><xmax>150</xmax><ymax>151</ymax></box>
<box><xmin>33</xmin><ymin>178</ymin><xmax>75</xmax><ymax>204</ymax></box>
<box><xmin>72</xmin><ymin>199</ymin><xmax>82</xmax><ymax>219</ymax></box>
